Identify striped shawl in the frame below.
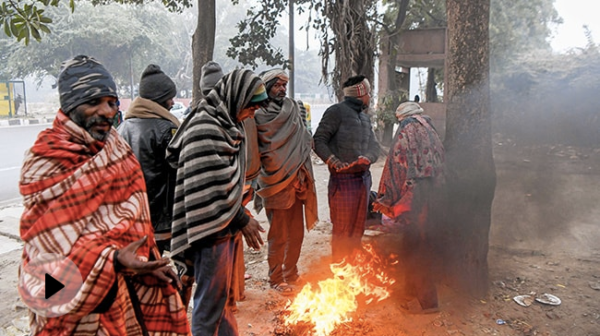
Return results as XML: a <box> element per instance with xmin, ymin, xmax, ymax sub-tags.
<box><xmin>18</xmin><ymin>111</ymin><xmax>189</xmax><ymax>335</ymax></box>
<box><xmin>166</xmin><ymin>69</ymin><xmax>264</xmax><ymax>256</ymax></box>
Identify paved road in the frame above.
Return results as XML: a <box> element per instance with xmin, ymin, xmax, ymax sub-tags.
<box><xmin>0</xmin><ymin>104</ymin><xmax>331</xmax><ymax>207</ymax></box>
<box><xmin>0</xmin><ymin>124</ymin><xmax>48</xmax><ymax>206</ymax></box>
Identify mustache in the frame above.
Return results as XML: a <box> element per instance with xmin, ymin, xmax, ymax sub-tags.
<box><xmin>85</xmin><ymin>115</ymin><xmax>114</xmax><ymax>129</ymax></box>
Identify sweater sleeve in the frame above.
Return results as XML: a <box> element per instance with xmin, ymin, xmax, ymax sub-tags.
<box><xmin>313</xmin><ymin>105</ymin><xmax>340</xmax><ymax>162</ymax></box>
<box><xmin>230</xmin><ymin>206</ymin><xmax>251</xmax><ymax>230</ymax></box>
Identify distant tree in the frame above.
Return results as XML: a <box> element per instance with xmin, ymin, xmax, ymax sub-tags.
<box><xmin>444</xmin><ymin>0</ymin><xmax>496</xmax><ymax>297</ymax></box>
<box><xmin>228</xmin><ymin>0</ymin><xmax>377</xmax><ymax>100</ymax></box>
<box><xmin>0</xmin><ymin>0</ymin><xmax>191</xmax><ymax>45</ymax></box>
<box><xmin>0</xmin><ymin>2</ymin><xmax>193</xmax><ymax>98</ymax></box>
<box><xmin>489</xmin><ymin>0</ymin><xmax>560</xmax><ymax>72</ymax></box>
<box><xmin>190</xmin><ymin>0</ymin><xmax>215</xmax><ymax>105</ymax></box>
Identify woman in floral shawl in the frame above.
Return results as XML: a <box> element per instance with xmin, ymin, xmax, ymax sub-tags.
<box><xmin>373</xmin><ymin>101</ymin><xmax>445</xmax><ymax>314</ymax></box>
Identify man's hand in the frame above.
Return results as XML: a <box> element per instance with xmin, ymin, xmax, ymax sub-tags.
<box><xmin>151</xmin><ymin>265</ymin><xmax>182</xmax><ymax>290</ymax></box>
<box><xmin>326</xmin><ymin>155</ymin><xmax>349</xmax><ymax>171</ymax></box>
<box><xmin>336</xmin><ymin>156</ymin><xmax>371</xmax><ymax>173</ymax></box>
<box><xmin>116</xmin><ymin>236</ymin><xmax>170</xmax><ymax>274</ymax></box>
<box><xmin>241</xmin><ymin>218</ymin><xmax>265</xmax><ymax>251</ymax></box>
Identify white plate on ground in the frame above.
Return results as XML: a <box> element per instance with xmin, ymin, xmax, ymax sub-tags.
<box><xmin>513</xmin><ymin>294</ymin><xmax>534</xmax><ymax>307</ymax></box>
<box><xmin>535</xmin><ymin>293</ymin><xmax>561</xmax><ymax>305</ymax></box>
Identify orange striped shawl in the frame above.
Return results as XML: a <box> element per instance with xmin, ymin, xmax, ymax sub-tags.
<box><xmin>18</xmin><ymin>111</ymin><xmax>189</xmax><ymax>335</ymax></box>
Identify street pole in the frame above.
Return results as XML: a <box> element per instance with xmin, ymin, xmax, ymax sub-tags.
<box><xmin>288</xmin><ymin>0</ymin><xmax>295</xmax><ymax>99</ymax></box>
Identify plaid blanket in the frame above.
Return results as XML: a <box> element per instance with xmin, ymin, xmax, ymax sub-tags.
<box><xmin>18</xmin><ymin>111</ymin><xmax>189</xmax><ymax>335</ymax></box>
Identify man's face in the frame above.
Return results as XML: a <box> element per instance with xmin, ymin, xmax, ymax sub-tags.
<box><xmin>164</xmin><ymin>98</ymin><xmax>175</xmax><ymax>110</ymax></box>
<box><xmin>359</xmin><ymin>92</ymin><xmax>371</xmax><ymax>109</ymax></box>
<box><xmin>237</xmin><ymin>104</ymin><xmax>261</xmax><ymax>122</ymax></box>
<box><xmin>69</xmin><ymin>96</ymin><xmax>118</xmax><ymax>141</ymax></box>
<box><xmin>268</xmin><ymin>78</ymin><xmax>287</xmax><ymax>100</ymax></box>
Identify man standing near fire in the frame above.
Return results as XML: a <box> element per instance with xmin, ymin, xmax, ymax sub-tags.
<box><xmin>313</xmin><ymin>75</ymin><xmax>380</xmax><ymax>263</ymax></box>
<box><xmin>253</xmin><ymin>69</ymin><xmax>319</xmax><ymax>295</ymax></box>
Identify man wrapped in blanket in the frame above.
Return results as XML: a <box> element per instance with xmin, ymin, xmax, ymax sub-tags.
<box><xmin>167</xmin><ymin>69</ymin><xmax>268</xmax><ymax>335</ymax></box>
<box><xmin>18</xmin><ymin>55</ymin><xmax>190</xmax><ymax>335</ymax></box>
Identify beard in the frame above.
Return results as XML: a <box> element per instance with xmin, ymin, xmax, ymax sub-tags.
<box><xmin>70</xmin><ymin>109</ymin><xmax>114</xmax><ymax>142</ymax></box>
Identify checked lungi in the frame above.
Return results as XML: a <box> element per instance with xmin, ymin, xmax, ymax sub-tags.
<box><xmin>328</xmin><ymin>170</ymin><xmax>372</xmax><ymax>263</ymax></box>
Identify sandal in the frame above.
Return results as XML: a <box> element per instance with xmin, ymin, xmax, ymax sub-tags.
<box><xmin>271</xmin><ymin>283</ymin><xmax>296</xmax><ymax>296</ymax></box>
<box><xmin>286</xmin><ymin>276</ymin><xmax>306</xmax><ymax>286</ymax></box>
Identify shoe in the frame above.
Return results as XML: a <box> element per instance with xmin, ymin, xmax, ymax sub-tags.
<box><xmin>270</xmin><ymin>282</ymin><xmax>296</xmax><ymax>296</ymax></box>
<box><xmin>244</xmin><ymin>273</ymin><xmax>252</xmax><ymax>280</ymax></box>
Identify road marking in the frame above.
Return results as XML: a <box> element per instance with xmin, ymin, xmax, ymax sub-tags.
<box><xmin>0</xmin><ymin>166</ymin><xmax>20</xmax><ymax>172</ymax></box>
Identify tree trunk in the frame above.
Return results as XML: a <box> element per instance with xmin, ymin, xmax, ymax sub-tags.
<box><xmin>328</xmin><ymin>0</ymin><xmax>376</xmax><ymax>100</ymax></box>
<box><xmin>426</xmin><ymin>68</ymin><xmax>438</xmax><ymax>102</ymax></box>
<box><xmin>376</xmin><ymin>0</ymin><xmax>410</xmax><ymax>145</ymax></box>
<box><xmin>444</xmin><ymin>0</ymin><xmax>496</xmax><ymax>297</ymax></box>
<box><xmin>192</xmin><ymin>0</ymin><xmax>216</xmax><ymax>107</ymax></box>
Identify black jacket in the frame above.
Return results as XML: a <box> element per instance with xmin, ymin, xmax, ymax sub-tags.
<box><xmin>313</xmin><ymin>97</ymin><xmax>380</xmax><ymax>173</ymax></box>
<box><xmin>118</xmin><ymin>118</ymin><xmax>178</xmax><ymax>234</ymax></box>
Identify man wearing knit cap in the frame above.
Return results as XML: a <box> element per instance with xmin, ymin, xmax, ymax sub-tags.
<box><xmin>167</xmin><ymin>69</ymin><xmax>268</xmax><ymax>335</ymax></box>
<box><xmin>18</xmin><ymin>55</ymin><xmax>189</xmax><ymax>335</ymax></box>
<box><xmin>200</xmin><ymin>61</ymin><xmax>225</xmax><ymax>96</ymax></box>
<box><xmin>118</xmin><ymin>64</ymin><xmax>181</xmax><ymax>255</ymax></box>
<box><xmin>253</xmin><ymin>68</ymin><xmax>319</xmax><ymax>295</ymax></box>
<box><xmin>313</xmin><ymin>75</ymin><xmax>380</xmax><ymax>263</ymax></box>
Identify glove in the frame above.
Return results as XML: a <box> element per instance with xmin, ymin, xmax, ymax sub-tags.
<box><xmin>326</xmin><ymin>155</ymin><xmax>349</xmax><ymax>171</ymax></box>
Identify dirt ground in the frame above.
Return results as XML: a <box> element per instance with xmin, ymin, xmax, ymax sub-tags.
<box><xmin>1</xmin><ymin>137</ymin><xmax>599</xmax><ymax>336</ymax></box>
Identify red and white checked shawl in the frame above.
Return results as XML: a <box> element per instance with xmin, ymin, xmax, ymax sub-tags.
<box><xmin>18</xmin><ymin>111</ymin><xmax>190</xmax><ymax>335</ymax></box>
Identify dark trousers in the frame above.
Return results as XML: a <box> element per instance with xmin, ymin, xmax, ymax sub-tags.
<box><xmin>191</xmin><ymin>234</ymin><xmax>238</xmax><ymax>336</ymax></box>
<box><xmin>328</xmin><ymin>171</ymin><xmax>372</xmax><ymax>263</ymax></box>
<box><xmin>266</xmin><ymin>196</ymin><xmax>305</xmax><ymax>286</ymax></box>
<box><xmin>400</xmin><ymin>178</ymin><xmax>440</xmax><ymax>310</ymax></box>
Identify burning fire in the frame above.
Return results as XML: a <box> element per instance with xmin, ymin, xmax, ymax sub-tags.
<box><xmin>284</xmin><ymin>244</ymin><xmax>396</xmax><ymax>336</ymax></box>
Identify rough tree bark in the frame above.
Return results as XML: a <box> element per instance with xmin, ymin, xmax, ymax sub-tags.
<box><xmin>377</xmin><ymin>0</ymin><xmax>410</xmax><ymax>146</ymax></box>
<box><xmin>191</xmin><ymin>0</ymin><xmax>216</xmax><ymax>107</ymax></box>
<box><xmin>325</xmin><ymin>0</ymin><xmax>376</xmax><ymax>100</ymax></box>
<box><xmin>443</xmin><ymin>0</ymin><xmax>496</xmax><ymax>297</ymax></box>
<box><xmin>425</xmin><ymin>68</ymin><xmax>438</xmax><ymax>102</ymax></box>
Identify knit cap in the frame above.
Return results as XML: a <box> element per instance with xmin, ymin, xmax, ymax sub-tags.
<box><xmin>58</xmin><ymin>55</ymin><xmax>117</xmax><ymax>113</ymax></box>
<box><xmin>139</xmin><ymin>64</ymin><xmax>177</xmax><ymax>104</ymax></box>
<box><xmin>200</xmin><ymin>61</ymin><xmax>224</xmax><ymax>96</ymax></box>
<box><xmin>250</xmin><ymin>83</ymin><xmax>268</xmax><ymax>103</ymax></box>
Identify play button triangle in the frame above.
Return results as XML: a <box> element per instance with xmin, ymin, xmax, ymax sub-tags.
<box><xmin>45</xmin><ymin>273</ymin><xmax>65</xmax><ymax>299</ymax></box>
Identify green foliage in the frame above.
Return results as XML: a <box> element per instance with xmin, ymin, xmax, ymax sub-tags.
<box><xmin>0</xmin><ymin>0</ymin><xmax>72</xmax><ymax>45</ymax></box>
<box><xmin>490</xmin><ymin>0</ymin><xmax>560</xmax><ymax>71</ymax></box>
<box><xmin>227</xmin><ymin>0</ymin><xmax>289</xmax><ymax>69</ymax></box>
<box><xmin>0</xmin><ymin>0</ymin><xmax>191</xmax><ymax>45</ymax></box>
<box><xmin>375</xmin><ymin>90</ymin><xmax>407</xmax><ymax>125</ymax></box>
<box><xmin>0</xmin><ymin>2</ymin><xmax>193</xmax><ymax>95</ymax></box>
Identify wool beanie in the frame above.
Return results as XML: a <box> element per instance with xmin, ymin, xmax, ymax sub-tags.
<box><xmin>200</xmin><ymin>61</ymin><xmax>224</xmax><ymax>96</ymax></box>
<box><xmin>139</xmin><ymin>64</ymin><xmax>177</xmax><ymax>104</ymax></box>
<box><xmin>250</xmin><ymin>83</ymin><xmax>268</xmax><ymax>103</ymax></box>
<box><xmin>58</xmin><ymin>55</ymin><xmax>117</xmax><ymax>113</ymax></box>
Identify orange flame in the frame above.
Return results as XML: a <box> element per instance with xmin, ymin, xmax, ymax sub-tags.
<box><xmin>284</xmin><ymin>244</ymin><xmax>396</xmax><ymax>336</ymax></box>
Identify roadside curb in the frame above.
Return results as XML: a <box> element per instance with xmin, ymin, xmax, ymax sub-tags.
<box><xmin>0</xmin><ymin>117</ymin><xmax>53</xmax><ymax>127</ymax></box>
<box><xmin>0</xmin><ymin>205</ymin><xmax>23</xmax><ymax>255</ymax></box>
